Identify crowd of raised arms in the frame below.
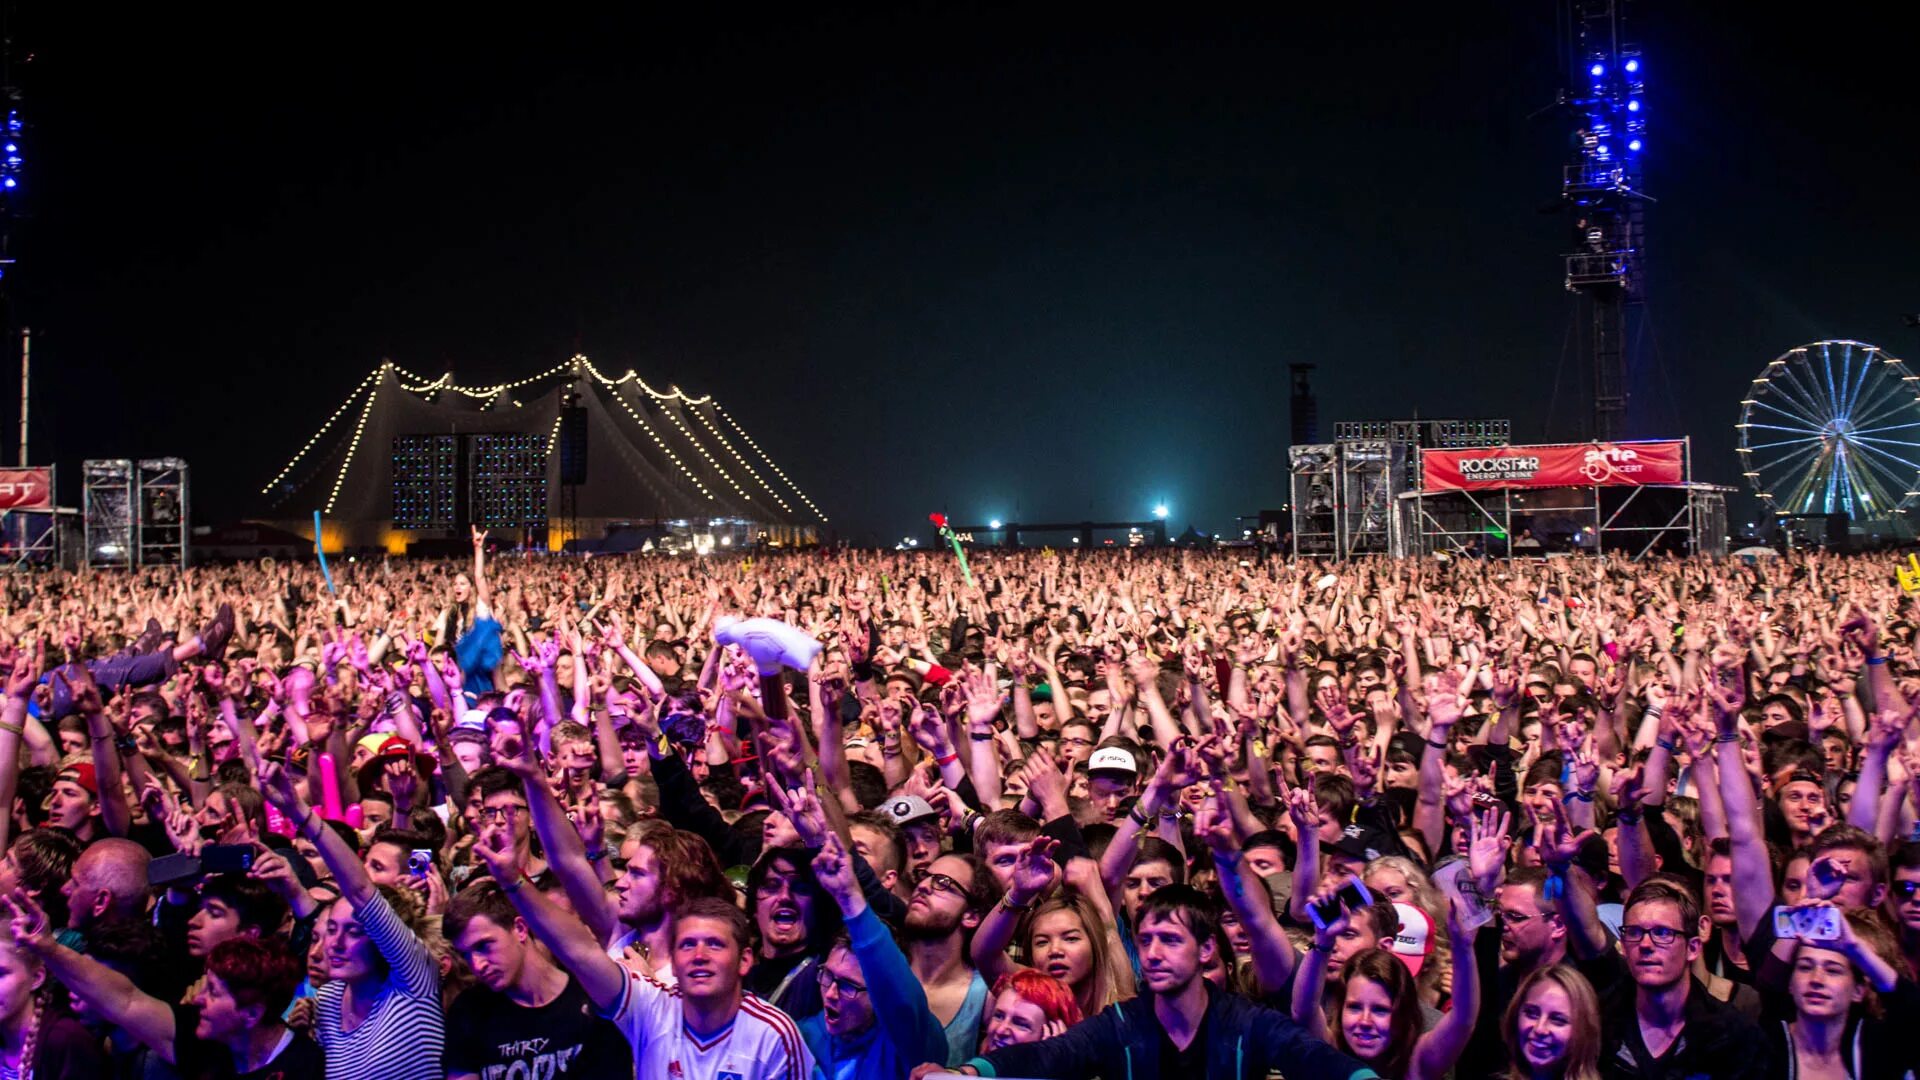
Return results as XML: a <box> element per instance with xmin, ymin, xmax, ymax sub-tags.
<box><xmin>0</xmin><ymin>532</ymin><xmax>1912</xmax><ymax>1079</ymax></box>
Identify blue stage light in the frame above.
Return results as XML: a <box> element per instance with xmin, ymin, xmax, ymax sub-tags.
<box><xmin>3</xmin><ymin>178</ymin><xmax>16</xmax><ymax>189</ymax></box>
<box><xmin>1596</xmin><ymin>145</ymin><xmax>1610</xmax><ymax>157</ymax></box>
<box><xmin>1624</xmin><ymin>59</ymin><xmax>1639</xmax><ymax>73</ymax></box>
<box><xmin>1628</xmin><ymin>139</ymin><xmax>1642</xmax><ymax>152</ymax></box>
<box><xmin>1590</xmin><ymin>63</ymin><xmax>1604</xmax><ymax>77</ymax></box>
<box><xmin>1627</xmin><ymin>100</ymin><xmax>1640</xmax><ymax>113</ymax></box>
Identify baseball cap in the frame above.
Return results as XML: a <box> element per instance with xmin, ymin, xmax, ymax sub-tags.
<box><xmin>58</xmin><ymin>762</ymin><xmax>97</xmax><ymax>798</ymax></box>
<box><xmin>1388</xmin><ymin>902</ymin><xmax>1434</xmax><ymax>977</ymax></box>
<box><xmin>883</xmin><ymin>795</ymin><xmax>940</xmax><ymax>827</ymax></box>
<box><xmin>1087</xmin><ymin>747</ymin><xmax>1138</xmax><ymax>776</ymax></box>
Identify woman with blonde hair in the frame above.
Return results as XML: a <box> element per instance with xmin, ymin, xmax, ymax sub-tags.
<box><xmin>1503</xmin><ymin>964</ymin><xmax>1603</xmax><ymax>1080</ymax></box>
<box><xmin>1365</xmin><ymin>854</ymin><xmax>1453</xmax><ymax>1006</ymax></box>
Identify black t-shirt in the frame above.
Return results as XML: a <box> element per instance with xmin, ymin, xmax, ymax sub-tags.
<box><xmin>169</xmin><ymin>1004</ymin><xmax>324</xmax><ymax>1080</ymax></box>
<box><xmin>444</xmin><ymin>974</ymin><xmax>633</xmax><ymax>1079</ymax></box>
<box><xmin>1155</xmin><ymin>1014</ymin><xmax>1209</xmax><ymax>1078</ymax></box>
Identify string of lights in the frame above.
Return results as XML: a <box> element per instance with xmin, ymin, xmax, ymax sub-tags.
<box><xmin>648</xmin><ymin>392</ymin><xmax>748</xmax><ymax>501</ymax></box>
<box><xmin>325</xmin><ymin>376</ymin><xmax>383</xmax><ymax>513</ymax></box>
<box><xmin>261</xmin><ymin>369</ymin><xmax>378</xmax><ymax>495</ymax></box>
<box><xmin>713</xmin><ymin>402</ymin><xmax>827</xmax><ymax>521</ymax></box>
<box><xmin>689</xmin><ymin>400</ymin><xmax>790</xmax><ymax>513</ymax></box>
<box><xmin>583</xmin><ymin>363</ymin><xmax>714</xmax><ymax>500</ymax></box>
<box><xmin>545</xmin><ymin>409</ymin><xmax>567</xmax><ymax>458</ymax></box>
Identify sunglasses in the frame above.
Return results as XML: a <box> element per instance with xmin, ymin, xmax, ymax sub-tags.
<box><xmin>1895</xmin><ymin>880</ymin><xmax>1920</xmax><ymax>902</ymax></box>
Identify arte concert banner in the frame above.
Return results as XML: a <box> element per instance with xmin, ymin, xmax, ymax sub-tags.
<box><xmin>0</xmin><ymin>468</ymin><xmax>52</xmax><ymax>511</ymax></box>
<box><xmin>1421</xmin><ymin>441</ymin><xmax>1685</xmax><ymax>493</ymax></box>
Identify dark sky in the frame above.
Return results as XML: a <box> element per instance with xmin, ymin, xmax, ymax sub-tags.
<box><xmin>11</xmin><ymin>4</ymin><xmax>1920</xmax><ymax>544</ymax></box>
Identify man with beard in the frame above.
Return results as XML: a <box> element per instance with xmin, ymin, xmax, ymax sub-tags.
<box><xmin>802</xmin><ymin>831</ymin><xmax>947</xmax><ymax>1079</ymax></box>
<box><xmin>902</xmin><ymin>850</ymin><xmax>994</xmax><ymax>1066</ymax></box>
<box><xmin>498</xmin><ymin>724</ymin><xmax>733</xmax><ymax>983</ymax></box>
<box><xmin>442</xmin><ymin>880</ymin><xmax>631</xmax><ymax>1080</ymax></box>
<box><xmin>925</xmin><ymin>886</ymin><xmax>1375</xmax><ymax>1079</ymax></box>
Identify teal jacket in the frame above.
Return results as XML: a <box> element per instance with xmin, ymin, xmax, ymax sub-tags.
<box><xmin>798</xmin><ymin>906</ymin><xmax>947</xmax><ymax>1080</ymax></box>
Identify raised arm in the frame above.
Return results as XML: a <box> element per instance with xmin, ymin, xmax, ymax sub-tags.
<box><xmin>1411</xmin><ymin>900</ymin><xmax>1480</xmax><ymax>1080</ymax></box>
<box><xmin>1197</xmin><ymin>789</ymin><xmax>1297</xmax><ymax>993</ymax></box>
<box><xmin>498</xmin><ymin>728</ymin><xmax>619</xmax><ymax>943</ymax></box>
<box><xmin>970</xmin><ymin>837</ymin><xmax>1057</xmax><ymax>986</ymax></box>
<box><xmin>1708</xmin><ymin>675</ymin><xmax>1777</xmax><ymax>941</ymax></box>
<box><xmin>472</xmin><ymin>827</ymin><xmax>628</xmax><ymax>1012</ymax></box>
<box><xmin>262</xmin><ymin>759</ymin><xmax>377</xmax><ymax>909</ymax></box>
<box><xmin>3</xmin><ymin>889</ymin><xmax>177</xmax><ymax>1061</ymax></box>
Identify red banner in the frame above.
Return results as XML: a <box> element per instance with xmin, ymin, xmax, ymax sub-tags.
<box><xmin>0</xmin><ymin>468</ymin><xmax>51</xmax><ymax>511</ymax></box>
<box><xmin>1421</xmin><ymin>441</ymin><xmax>1685</xmax><ymax>493</ymax></box>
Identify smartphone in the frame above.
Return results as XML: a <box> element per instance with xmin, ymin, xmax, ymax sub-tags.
<box><xmin>200</xmin><ymin>845</ymin><xmax>256</xmax><ymax>875</ymax></box>
<box><xmin>1309</xmin><ymin>875</ymin><xmax>1374</xmax><ymax>931</ymax></box>
<box><xmin>1469</xmin><ymin>791</ymin><xmax>1502</xmax><ymax>812</ymax></box>
<box><xmin>1773</xmin><ymin>905</ymin><xmax>1841</xmax><ymax>942</ymax></box>
<box><xmin>408</xmin><ymin>849</ymin><xmax>434</xmax><ymax>877</ymax></box>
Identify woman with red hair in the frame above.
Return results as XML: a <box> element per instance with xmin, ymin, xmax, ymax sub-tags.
<box><xmin>980</xmin><ymin>969</ymin><xmax>1083</xmax><ymax>1052</ymax></box>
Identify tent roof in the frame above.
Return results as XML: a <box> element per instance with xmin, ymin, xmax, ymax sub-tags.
<box><xmin>261</xmin><ymin>358</ymin><xmax>825</xmax><ymax>527</ymax></box>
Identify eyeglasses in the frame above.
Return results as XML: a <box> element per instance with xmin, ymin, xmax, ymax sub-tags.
<box><xmin>1619</xmin><ymin>924</ymin><xmax>1689</xmax><ymax>947</ymax></box>
<box><xmin>478</xmin><ymin>805</ymin><xmax>529</xmax><ymax>823</ymax></box>
<box><xmin>1058</xmin><ymin>737</ymin><xmax>1094</xmax><ymax>748</ymax></box>
<box><xmin>816</xmin><ymin>969</ymin><xmax>867</xmax><ymax>998</ymax></box>
<box><xmin>1894</xmin><ymin>880</ymin><xmax>1920</xmax><ymax>902</ymax></box>
<box><xmin>1495</xmin><ymin>909</ymin><xmax>1539</xmax><ymax>927</ymax></box>
<box><xmin>918</xmin><ymin>872</ymin><xmax>963</xmax><ymax>898</ymax></box>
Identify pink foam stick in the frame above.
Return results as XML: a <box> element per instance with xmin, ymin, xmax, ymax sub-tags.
<box><xmin>317</xmin><ymin>751</ymin><xmax>362</xmax><ymax>827</ymax></box>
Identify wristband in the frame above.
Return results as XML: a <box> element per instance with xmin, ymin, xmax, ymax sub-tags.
<box><xmin>968</xmin><ymin>732</ymin><xmax>995</xmax><ymax>742</ymax></box>
<box><xmin>1308</xmin><ymin>939</ymin><xmax>1334</xmax><ymax>954</ymax></box>
<box><xmin>499</xmin><ymin>873</ymin><xmax>523</xmax><ymax>894</ymax></box>
<box><xmin>935</xmin><ymin>751</ymin><xmax>959</xmax><ymax>767</ymax></box>
<box><xmin>1714</xmin><ymin>731</ymin><xmax>1742</xmax><ymax>744</ymax></box>
<box><xmin>1427</xmin><ymin>737</ymin><xmax>1448</xmax><ymax>750</ymax></box>
<box><xmin>1563</xmin><ymin>790</ymin><xmax>1594</xmax><ymax>803</ymax></box>
<box><xmin>0</xmin><ymin>719</ymin><xmax>20</xmax><ymax>737</ymax></box>
<box><xmin>1615</xmin><ymin>809</ymin><xmax>1642</xmax><ymax>826</ymax></box>
<box><xmin>1000</xmin><ymin>894</ymin><xmax>1036</xmax><ymax>913</ymax></box>
<box><xmin>584</xmin><ymin>849</ymin><xmax>608</xmax><ymax>862</ymax></box>
<box><xmin>1128</xmin><ymin>804</ymin><xmax>1153</xmax><ymax>828</ymax></box>
<box><xmin>1867</xmin><ymin>656</ymin><xmax>1888</xmax><ymax>666</ymax></box>
<box><xmin>1655</xmin><ymin>737</ymin><xmax>1679</xmax><ymax>753</ymax></box>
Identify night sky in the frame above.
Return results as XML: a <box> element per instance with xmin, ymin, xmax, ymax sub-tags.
<box><xmin>10</xmin><ymin>5</ymin><xmax>1919</xmax><ymax>545</ymax></box>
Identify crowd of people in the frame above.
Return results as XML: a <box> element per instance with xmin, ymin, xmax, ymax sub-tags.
<box><xmin>0</xmin><ymin>529</ymin><xmax>1914</xmax><ymax>1079</ymax></box>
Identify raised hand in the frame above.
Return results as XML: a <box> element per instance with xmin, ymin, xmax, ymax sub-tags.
<box><xmin>0</xmin><ymin>889</ymin><xmax>52</xmax><ymax>954</ymax></box>
<box><xmin>767</xmin><ymin>767</ymin><xmax>828</xmax><ymax>848</ymax></box>
<box><xmin>1467</xmin><ymin>804</ymin><xmax>1511</xmax><ymax>894</ymax></box>
<box><xmin>1005</xmin><ymin>836</ymin><xmax>1060</xmax><ymax>903</ymax></box>
<box><xmin>810</xmin><ymin>829</ymin><xmax>863</xmax><ymax>910</ymax></box>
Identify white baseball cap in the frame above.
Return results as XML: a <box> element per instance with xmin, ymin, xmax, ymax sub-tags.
<box><xmin>1087</xmin><ymin>746</ymin><xmax>1138</xmax><ymax>775</ymax></box>
<box><xmin>1388</xmin><ymin>902</ymin><xmax>1435</xmax><ymax>977</ymax></box>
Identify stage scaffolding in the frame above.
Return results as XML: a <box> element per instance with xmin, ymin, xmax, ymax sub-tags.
<box><xmin>1399</xmin><ymin>482</ymin><xmax>1731</xmax><ymax>560</ymax></box>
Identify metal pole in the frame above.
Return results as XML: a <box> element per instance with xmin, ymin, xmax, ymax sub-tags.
<box><xmin>16</xmin><ymin>327</ymin><xmax>26</xmax><ymax>466</ymax></box>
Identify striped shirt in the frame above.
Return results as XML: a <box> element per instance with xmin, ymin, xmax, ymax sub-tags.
<box><xmin>604</xmin><ymin>967</ymin><xmax>813</xmax><ymax>1080</ymax></box>
<box><xmin>314</xmin><ymin>890</ymin><xmax>445</xmax><ymax>1080</ymax></box>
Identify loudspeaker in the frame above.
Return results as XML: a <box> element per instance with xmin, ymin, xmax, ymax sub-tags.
<box><xmin>558</xmin><ymin>406</ymin><xmax>588</xmax><ymax>486</ymax></box>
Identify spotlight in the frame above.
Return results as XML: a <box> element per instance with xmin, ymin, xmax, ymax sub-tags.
<box><xmin>1627</xmin><ymin>100</ymin><xmax>1640</xmax><ymax>113</ymax></box>
<box><xmin>1627</xmin><ymin>139</ymin><xmax>1642</xmax><ymax>152</ymax></box>
<box><xmin>1595</xmin><ymin>145</ymin><xmax>1609</xmax><ymax>157</ymax></box>
<box><xmin>1153</xmin><ymin>504</ymin><xmax>1169</xmax><ymax>519</ymax></box>
<box><xmin>1589</xmin><ymin>63</ymin><xmax>1604</xmax><ymax>77</ymax></box>
<box><xmin>1624</xmin><ymin>59</ymin><xmax>1639</xmax><ymax>73</ymax></box>
<box><xmin>989</xmin><ymin>519</ymin><xmax>1002</xmax><ymax>530</ymax></box>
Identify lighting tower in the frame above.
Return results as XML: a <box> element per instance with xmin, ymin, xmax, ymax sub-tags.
<box><xmin>1557</xmin><ymin>1</ymin><xmax>1648</xmax><ymax>441</ymax></box>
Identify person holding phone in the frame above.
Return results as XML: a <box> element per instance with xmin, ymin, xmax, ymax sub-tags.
<box><xmin>1759</xmin><ymin>901</ymin><xmax>1919</xmax><ymax>1080</ymax></box>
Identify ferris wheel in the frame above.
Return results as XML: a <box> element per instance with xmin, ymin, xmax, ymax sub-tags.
<box><xmin>1737</xmin><ymin>339</ymin><xmax>1920</xmax><ymax>521</ymax></box>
